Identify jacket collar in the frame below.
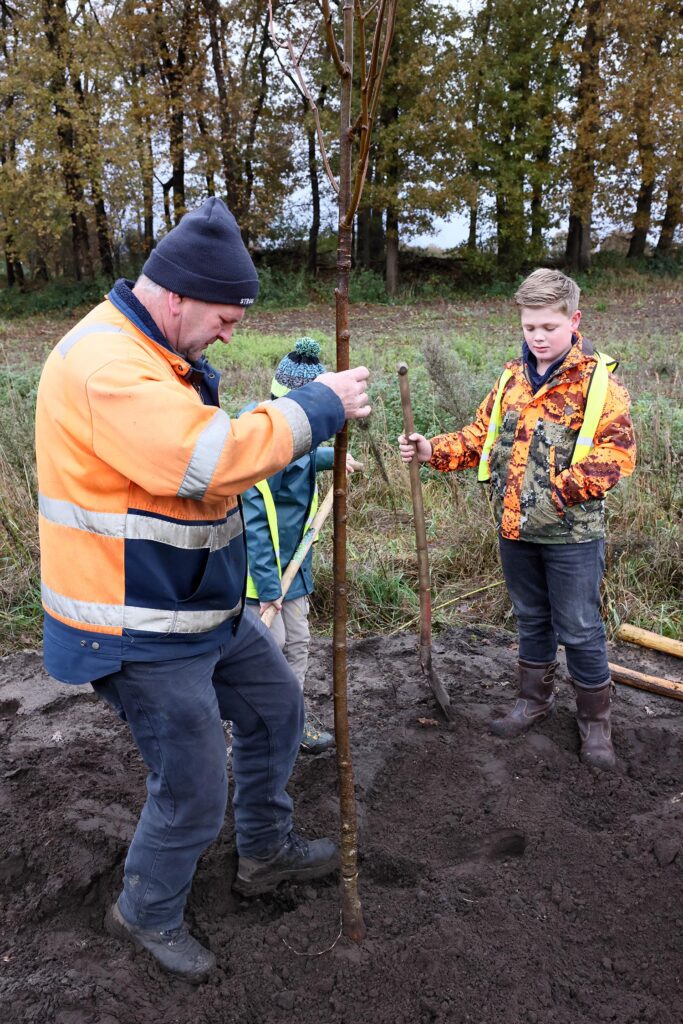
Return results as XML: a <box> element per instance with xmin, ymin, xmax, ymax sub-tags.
<box><xmin>107</xmin><ymin>279</ymin><xmax>221</xmax><ymax>406</ymax></box>
<box><xmin>512</xmin><ymin>332</ymin><xmax>595</xmax><ymax>392</ymax></box>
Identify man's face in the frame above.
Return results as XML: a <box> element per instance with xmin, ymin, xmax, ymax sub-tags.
<box><xmin>172</xmin><ymin>297</ymin><xmax>246</xmax><ymax>362</ymax></box>
<box><xmin>520</xmin><ymin>304</ymin><xmax>581</xmax><ymax>369</ymax></box>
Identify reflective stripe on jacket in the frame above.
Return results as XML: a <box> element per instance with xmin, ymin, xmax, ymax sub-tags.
<box><xmin>428</xmin><ymin>336</ymin><xmax>636</xmax><ymax>543</ymax></box>
<box><xmin>36</xmin><ymin>291</ymin><xmax>345</xmax><ymax>682</ymax></box>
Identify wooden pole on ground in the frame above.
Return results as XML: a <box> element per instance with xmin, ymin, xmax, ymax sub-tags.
<box><xmin>609</xmin><ymin>662</ymin><xmax>683</xmax><ymax>701</ymax></box>
<box><xmin>616</xmin><ymin>623</ymin><xmax>683</xmax><ymax>660</ymax></box>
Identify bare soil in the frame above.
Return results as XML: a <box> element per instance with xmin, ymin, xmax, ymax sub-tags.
<box><xmin>1</xmin><ymin>629</ymin><xmax>681</xmax><ymax>1024</ymax></box>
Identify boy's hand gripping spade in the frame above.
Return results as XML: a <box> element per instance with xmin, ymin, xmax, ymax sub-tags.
<box><xmin>397</xmin><ymin>363</ymin><xmax>454</xmax><ymax>722</ymax></box>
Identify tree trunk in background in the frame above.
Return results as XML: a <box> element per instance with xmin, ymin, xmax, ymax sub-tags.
<box><xmin>305</xmin><ymin>84</ymin><xmax>326</xmax><ymax>275</ymax></box>
<box><xmin>307</xmin><ymin>117</ymin><xmax>321</xmax><ymax>274</ymax></box>
<box><xmin>4</xmin><ymin>238</ymin><xmax>25</xmax><ymax>288</ymax></box>
<box><xmin>627</xmin><ymin>175</ymin><xmax>656</xmax><ymax>259</ymax></box>
<box><xmin>93</xmin><ymin>188</ymin><xmax>114</xmax><ymax>279</ymax></box>
<box><xmin>655</xmin><ymin>173</ymin><xmax>682</xmax><ymax>256</ymax></box>
<box><xmin>467</xmin><ymin>205</ymin><xmax>478</xmax><ymax>250</ymax></box>
<box><xmin>242</xmin><ymin>6</ymin><xmax>271</xmax><ymax>246</ymax></box>
<box><xmin>355</xmin><ymin>205</ymin><xmax>370</xmax><ymax>267</ymax></box>
<box><xmin>627</xmin><ymin>24</ymin><xmax>665</xmax><ymax>260</ymax></box>
<box><xmin>154</xmin><ymin>0</ymin><xmax>195</xmax><ymax>223</ymax></box>
<box><xmin>42</xmin><ymin>0</ymin><xmax>93</xmax><ymax>280</ymax></box>
<box><xmin>385</xmin><ymin>205</ymin><xmax>399</xmax><ymax>296</ymax></box>
<box><xmin>495</xmin><ymin>183</ymin><xmax>525</xmax><ymax>277</ymax></box>
<box><xmin>565</xmin><ymin>0</ymin><xmax>604</xmax><ymax>273</ymax></box>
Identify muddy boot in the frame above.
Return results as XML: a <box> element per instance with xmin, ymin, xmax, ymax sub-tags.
<box><xmin>233</xmin><ymin>831</ymin><xmax>339</xmax><ymax>897</ymax></box>
<box><xmin>300</xmin><ymin>711</ymin><xmax>335</xmax><ymax>755</ymax></box>
<box><xmin>573</xmin><ymin>680</ymin><xmax>616</xmax><ymax>769</ymax></box>
<box><xmin>489</xmin><ymin>660</ymin><xmax>557</xmax><ymax>739</ymax></box>
<box><xmin>105</xmin><ymin>902</ymin><xmax>215</xmax><ymax>983</ymax></box>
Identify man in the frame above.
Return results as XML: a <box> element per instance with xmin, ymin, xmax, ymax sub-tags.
<box><xmin>35</xmin><ymin>198</ymin><xmax>370</xmax><ymax>982</ymax></box>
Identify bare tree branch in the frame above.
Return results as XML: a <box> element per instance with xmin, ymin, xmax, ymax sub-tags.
<box><xmin>267</xmin><ymin>1</ymin><xmax>340</xmax><ymax>195</ymax></box>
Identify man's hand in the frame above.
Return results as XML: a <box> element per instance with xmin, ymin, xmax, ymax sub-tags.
<box><xmin>317</xmin><ymin>367</ymin><xmax>371</xmax><ymax>420</ymax></box>
<box><xmin>346</xmin><ymin>453</ymin><xmax>364</xmax><ymax>474</ymax></box>
<box><xmin>259</xmin><ymin>599</ymin><xmax>282</xmax><ymax>617</ymax></box>
<box><xmin>398</xmin><ymin>432</ymin><xmax>433</xmax><ymax>464</ymax></box>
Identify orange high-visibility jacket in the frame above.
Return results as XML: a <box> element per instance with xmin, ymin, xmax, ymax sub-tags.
<box><xmin>36</xmin><ymin>286</ymin><xmax>344</xmax><ymax>683</ymax></box>
<box><xmin>428</xmin><ymin>336</ymin><xmax>636</xmax><ymax>543</ymax></box>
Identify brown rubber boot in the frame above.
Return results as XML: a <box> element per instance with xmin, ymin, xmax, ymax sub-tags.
<box><xmin>573</xmin><ymin>680</ymin><xmax>616</xmax><ymax>769</ymax></box>
<box><xmin>489</xmin><ymin>660</ymin><xmax>557</xmax><ymax>738</ymax></box>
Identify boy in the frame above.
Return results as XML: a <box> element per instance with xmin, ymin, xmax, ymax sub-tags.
<box><xmin>242</xmin><ymin>338</ymin><xmax>362</xmax><ymax>754</ymax></box>
<box><xmin>399</xmin><ymin>269</ymin><xmax>636</xmax><ymax>769</ymax></box>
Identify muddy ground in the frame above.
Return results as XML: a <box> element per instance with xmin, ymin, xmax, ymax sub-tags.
<box><xmin>1</xmin><ymin>628</ymin><xmax>681</xmax><ymax>1024</ymax></box>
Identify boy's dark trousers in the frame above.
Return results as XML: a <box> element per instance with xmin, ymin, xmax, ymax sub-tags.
<box><xmin>495</xmin><ymin>537</ymin><xmax>615</xmax><ymax>768</ymax></box>
<box><xmin>498</xmin><ymin>537</ymin><xmax>609</xmax><ymax>686</ymax></box>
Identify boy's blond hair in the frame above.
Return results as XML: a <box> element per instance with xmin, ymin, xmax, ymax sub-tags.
<box><xmin>514</xmin><ymin>269</ymin><xmax>580</xmax><ymax>316</ymax></box>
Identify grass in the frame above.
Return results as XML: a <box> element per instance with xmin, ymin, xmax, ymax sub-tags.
<box><xmin>1</xmin><ymin>273</ymin><xmax>681</xmax><ymax>654</ymax></box>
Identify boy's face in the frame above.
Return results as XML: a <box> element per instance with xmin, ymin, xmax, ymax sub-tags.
<box><xmin>520</xmin><ymin>304</ymin><xmax>581</xmax><ymax>369</ymax></box>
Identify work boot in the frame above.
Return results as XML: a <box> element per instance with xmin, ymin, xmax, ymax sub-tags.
<box><xmin>573</xmin><ymin>679</ymin><xmax>616</xmax><ymax>769</ymax></box>
<box><xmin>105</xmin><ymin>902</ymin><xmax>215</xmax><ymax>983</ymax></box>
<box><xmin>301</xmin><ymin>711</ymin><xmax>335</xmax><ymax>755</ymax></box>
<box><xmin>489</xmin><ymin>660</ymin><xmax>557</xmax><ymax>738</ymax></box>
<box><xmin>233</xmin><ymin>831</ymin><xmax>340</xmax><ymax>897</ymax></box>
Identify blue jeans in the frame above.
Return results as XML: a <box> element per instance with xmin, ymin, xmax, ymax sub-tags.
<box><xmin>498</xmin><ymin>538</ymin><xmax>609</xmax><ymax>688</ymax></box>
<box><xmin>93</xmin><ymin>610</ymin><xmax>303</xmax><ymax>930</ymax></box>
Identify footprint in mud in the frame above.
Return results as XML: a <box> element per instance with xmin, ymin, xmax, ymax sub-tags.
<box><xmin>0</xmin><ymin>699</ymin><xmax>20</xmax><ymax>717</ymax></box>
<box><xmin>445</xmin><ymin>828</ymin><xmax>527</xmax><ymax>874</ymax></box>
<box><xmin>362</xmin><ymin>848</ymin><xmax>424</xmax><ymax>888</ymax></box>
<box><xmin>484</xmin><ymin>827</ymin><xmax>527</xmax><ymax>860</ymax></box>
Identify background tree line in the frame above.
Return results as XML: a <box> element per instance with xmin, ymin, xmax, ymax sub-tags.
<box><xmin>0</xmin><ymin>0</ymin><xmax>681</xmax><ymax>296</ymax></box>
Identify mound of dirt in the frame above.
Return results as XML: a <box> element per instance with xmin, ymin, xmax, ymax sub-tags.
<box><xmin>1</xmin><ymin>629</ymin><xmax>681</xmax><ymax>1024</ymax></box>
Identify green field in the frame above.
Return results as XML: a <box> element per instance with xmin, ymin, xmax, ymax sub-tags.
<box><xmin>1</xmin><ymin>271</ymin><xmax>681</xmax><ymax>652</ymax></box>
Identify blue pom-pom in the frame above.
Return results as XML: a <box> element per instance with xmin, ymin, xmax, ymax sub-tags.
<box><xmin>294</xmin><ymin>337</ymin><xmax>321</xmax><ymax>360</ymax></box>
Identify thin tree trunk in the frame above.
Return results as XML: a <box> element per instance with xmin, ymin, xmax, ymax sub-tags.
<box><xmin>565</xmin><ymin>0</ymin><xmax>604</xmax><ymax>272</ymax></box>
<box><xmin>42</xmin><ymin>0</ymin><xmax>93</xmax><ymax>281</ymax></box>
<box><xmin>92</xmin><ymin>186</ymin><xmax>114</xmax><ymax>279</ymax></box>
<box><xmin>333</xmin><ymin>0</ymin><xmax>365</xmax><ymax>945</ymax></box>
<box><xmin>385</xmin><ymin>205</ymin><xmax>399</xmax><ymax>296</ymax></box>
<box><xmin>655</xmin><ymin>174</ymin><xmax>682</xmax><ymax>256</ymax></box>
<box><xmin>627</xmin><ymin>27</ymin><xmax>665</xmax><ymax>260</ymax></box>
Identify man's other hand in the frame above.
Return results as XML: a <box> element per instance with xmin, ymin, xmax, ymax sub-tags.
<box><xmin>317</xmin><ymin>367</ymin><xmax>371</xmax><ymax>420</ymax></box>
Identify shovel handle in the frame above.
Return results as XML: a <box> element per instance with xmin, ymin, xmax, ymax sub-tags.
<box><xmin>397</xmin><ymin>362</ymin><xmax>432</xmax><ymax>647</ymax></box>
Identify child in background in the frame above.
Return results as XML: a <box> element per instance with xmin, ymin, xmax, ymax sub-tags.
<box><xmin>399</xmin><ymin>269</ymin><xmax>636</xmax><ymax>769</ymax></box>
<box><xmin>242</xmin><ymin>338</ymin><xmax>362</xmax><ymax>754</ymax></box>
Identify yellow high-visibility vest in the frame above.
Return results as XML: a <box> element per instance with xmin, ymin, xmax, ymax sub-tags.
<box><xmin>477</xmin><ymin>351</ymin><xmax>616</xmax><ymax>483</ymax></box>
<box><xmin>246</xmin><ymin>480</ymin><xmax>319</xmax><ymax>600</ymax></box>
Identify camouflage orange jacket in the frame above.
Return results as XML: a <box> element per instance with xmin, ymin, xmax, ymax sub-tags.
<box><xmin>428</xmin><ymin>336</ymin><xmax>636</xmax><ymax>543</ymax></box>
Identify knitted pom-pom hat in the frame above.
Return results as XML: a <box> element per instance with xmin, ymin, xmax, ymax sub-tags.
<box><xmin>271</xmin><ymin>337</ymin><xmax>326</xmax><ymax>396</ymax></box>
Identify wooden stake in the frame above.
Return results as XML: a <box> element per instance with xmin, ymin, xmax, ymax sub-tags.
<box><xmin>616</xmin><ymin>623</ymin><xmax>683</xmax><ymax>660</ymax></box>
<box><xmin>609</xmin><ymin>662</ymin><xmax>683</xmax><ymax>701</ymax></box>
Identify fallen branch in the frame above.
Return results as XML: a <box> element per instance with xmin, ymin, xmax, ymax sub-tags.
<box><xmin>616</xmin><ymin>623</ymin><xmax>683</xmax><ymax>660</ymax></box>
<box><xmin>609</xmin><ymin>662</ymin><xmax>683</xmax><ymax>702</ymax></box>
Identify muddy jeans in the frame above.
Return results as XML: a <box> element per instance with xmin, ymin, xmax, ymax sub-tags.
<box><xmin>92</xmin><ymin>611</ymin><xmax>303</xmax><ymax>931</ymax></box>
<box><xmin>499</xmin><ymin>537</ymin><xmax>609</xmax><ymax>687</ymax></box>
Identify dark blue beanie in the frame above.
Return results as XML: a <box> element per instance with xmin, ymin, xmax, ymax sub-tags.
<box><xmin>142</xmin><ymin>198</ymin><xmax>259</xmax><ymax>306</ymax></box>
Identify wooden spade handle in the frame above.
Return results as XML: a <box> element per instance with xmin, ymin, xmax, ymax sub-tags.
<box><xmin>261</xmin><ymin>487</ymin><xmax>334</xmax><ymax>629</ymax></box>
<box><xmin>397</xmin><ymin>362</ymin><xmax>432</xmax><ymax>647</ymax></box>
